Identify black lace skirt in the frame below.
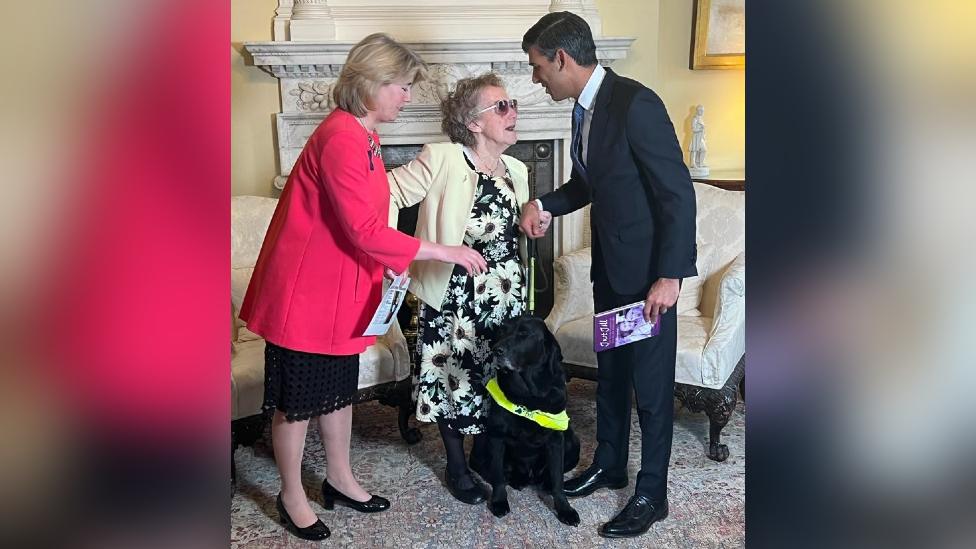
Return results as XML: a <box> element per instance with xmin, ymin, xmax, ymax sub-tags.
<box><xmin>262</xmin><ymin>341</ymin><xmax>359</xmax><ymax>422</ymax></box>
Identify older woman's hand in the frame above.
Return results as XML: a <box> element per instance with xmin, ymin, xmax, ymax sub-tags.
<box><xmin>538</xmin><ymin>210</ymin><xmax>552</xmax><ymax>234</ymax></box>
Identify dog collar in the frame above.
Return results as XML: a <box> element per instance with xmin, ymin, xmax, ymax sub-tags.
<box><xmin>486</xmin><ymin>378</ymin><xmax>569</xmax><ymax>431</ymax></box>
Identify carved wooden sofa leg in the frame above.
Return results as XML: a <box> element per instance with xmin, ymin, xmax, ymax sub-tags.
<box><xmin>674</xmin><ymin>357</ymin><xmax>745</xmax><ymax>462</ymax></box>
<box><xmin>231</xmin><ymin>414</ymin><xmax>268</xmax><ymax>494</ymax></box>
<box><xmin>704</xmin><ymin>399</ymin><xmax>735</xmax><ymax>462</ymax></box>
<box><xmin>377</xmin><ymin>378</ymin><xmax>422</xmax><ymax>445</ymax></box>
<box><xmin>397</xmin><ymin>398</ymin><xmax>422</xmax><ymax>445</ymax></box>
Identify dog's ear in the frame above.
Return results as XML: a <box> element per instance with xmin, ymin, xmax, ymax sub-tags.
<box><xmin>543</xmin><ymin>326</ymin><xmax>565</xmax><ymax>381</ymax></box>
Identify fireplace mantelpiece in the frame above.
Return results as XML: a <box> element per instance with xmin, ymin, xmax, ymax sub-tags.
<box><xmin>243</xmin><ymin>37</ymin><xmax>633</xmax><ymax>180</ymax></box>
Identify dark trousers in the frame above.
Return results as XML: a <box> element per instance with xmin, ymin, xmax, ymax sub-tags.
<box><xmin>591</xmin><ymin>265</ymin><xmax>677</xmax><ymax>503</ymax></box>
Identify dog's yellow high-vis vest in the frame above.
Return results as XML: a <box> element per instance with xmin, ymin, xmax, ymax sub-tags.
<box><xmin>486</xmin><ymin>378</ymin><xmax>570</xmax><ymax>431</ymax></box>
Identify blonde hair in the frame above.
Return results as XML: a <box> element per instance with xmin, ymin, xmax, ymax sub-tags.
<box><xmin>333</xmin><ymin>33</ymin><xmax>428</xmax><ymax>117</ymax></box>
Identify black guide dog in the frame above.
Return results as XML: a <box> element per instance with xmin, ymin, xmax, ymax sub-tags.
<box><xmin>480</xmin><ymin>315</ymin><xmax>581</xmax><ymax>526</ymax></box>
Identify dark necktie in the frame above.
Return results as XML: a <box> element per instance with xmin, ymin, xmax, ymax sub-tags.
<box><xmin>570</xmin><ymin>101</ymin><xmax>587</xmax><ymax>177</ymax></box>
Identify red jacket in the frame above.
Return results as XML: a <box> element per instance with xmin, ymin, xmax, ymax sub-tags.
<box><xmin>240</xmin><ymin>109</ymin><xmax>420</xmax><ymax>355</ymax></box>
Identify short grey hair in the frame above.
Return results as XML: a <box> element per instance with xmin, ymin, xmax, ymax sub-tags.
<box><xmin>440</xmin><ymin>73</ymin><xmax>505</xmax><ymax>147</ymax></box>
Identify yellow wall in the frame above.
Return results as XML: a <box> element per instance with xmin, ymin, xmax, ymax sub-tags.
<box><xmin>594</xmin><ymin>0</ymin><xmax>661</xmax><ymax>92</ymax></box>
<box><xmin>232</xmin><ymin>0</ymin><xmax>280</xmax><ymax>197</ymax></box>
<box><xmin>231</xmin><ymin>0</ymin><xmax>745</xmax><ymax>196</ymax></box>
<box><xmin>600</xmin><ymin>0</ymin><xmax>745</xmax><ymax>173</ymax></box>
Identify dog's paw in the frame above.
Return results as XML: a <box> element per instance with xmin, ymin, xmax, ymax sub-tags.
<box><xmin>489</xmin><ymin>499</ymin><xmax>510</xmax><ymax>518</ymax></box>
<box><xmin>708</xmin><ymin>442</ymin><xmax>730</xmax><ymax>462</ymax></box>
<box><xmin>556</xmin><ymin>506</ymin><xmax>580</xmax><ymax>527</ymax></box>
<box><xmin>402</xmin><ymin>427</ymin><xmax>422</xmax><ymax>445</ymax></box>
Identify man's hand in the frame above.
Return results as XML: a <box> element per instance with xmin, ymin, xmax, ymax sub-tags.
<box><xmin>383</xmin><ymin>267</ymin><xmax>399</xmax><ymax>280</ymax></box>
<box><xmin>643</xmin><ymin>278</ymin><xmax>680</xmax><ymax>323</ymax></box>
<box><xmin>519</xmin><ymin>201</ymin><xmax>552</xmax><ymax>239</ymax></box>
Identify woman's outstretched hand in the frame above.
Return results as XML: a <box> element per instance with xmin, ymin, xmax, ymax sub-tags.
<box><xmin>414</xmin><ymin>241</ymin><xmax>487</xmax><ymax>275</ymax></box>
<box><xmin>440</xmin><ymin>244</ymin><xmax>487</xmax><ymax>276</ymax></box>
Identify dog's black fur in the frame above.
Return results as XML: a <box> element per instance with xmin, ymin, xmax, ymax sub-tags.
<box><xmin>479</xmin><ymin>315</ymin><xmax>581</xmax><ymax>526</ymax></box>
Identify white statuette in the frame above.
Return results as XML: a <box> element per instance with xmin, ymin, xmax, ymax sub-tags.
<box><xmin>689</xmin><ymin>104</ymin><xmax>709</xmax><ymax>177</ymax></box>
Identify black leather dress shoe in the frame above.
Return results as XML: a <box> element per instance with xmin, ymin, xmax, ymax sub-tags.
<box><xmin>321</xmin><ymin>479</ymin><xmax>390</xmax><ymax>513</ymax></box>
<box><xmin>444</xmin><ymin>467</ymin><xmax>487</xmax><ymax>504</ymax></box>
<box><xmin>599</xmin><ymin>495</ymin><xmax>669</xmax><ymax>538</ymax></box>
<box><xmin>563</xmin><ymin>465</ymin><xmax>628</xmax><ymax>498</ymax></box>
<box><xmin>276</xmin><ymin>493</ymin><xmax>330</xmax><ymax>541</ymax></box>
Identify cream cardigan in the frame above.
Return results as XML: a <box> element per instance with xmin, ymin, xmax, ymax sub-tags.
<box><xmin>388</xmin><ymin>142</ymin><xmax>530</xmax><ymax>311</ymax></box>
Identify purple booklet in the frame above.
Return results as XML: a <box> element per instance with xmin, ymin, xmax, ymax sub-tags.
<box><xmin>593</xmin><ymin>300</ymin><xmax>661</xmax><ymax>353</ymax></box>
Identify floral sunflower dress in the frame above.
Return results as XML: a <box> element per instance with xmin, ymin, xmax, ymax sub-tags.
<box><xmin>413</xmin><ymin>152</ymin><xmax>525</xmax><ymax>435</ymax></box>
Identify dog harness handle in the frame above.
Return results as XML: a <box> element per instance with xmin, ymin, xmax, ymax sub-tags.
<box><xmin>486</xmin><ymin>378</ymin><xmax>569</xmax><ymax>431</ymax></box>
<box><xmin>523</xmin><ymin>224</ymin><xmax>548</xmax><ymax>317</ymax></box>
<box><xmin>526</xmin><ymin>237</ymin><xmax>538</xmax><ymax>315</ymax></box>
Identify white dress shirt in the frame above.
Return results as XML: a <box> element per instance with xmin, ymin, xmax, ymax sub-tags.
<box><xmin>537</xmin><ymin>64</ymin><xmax>607</xmax><ymax>213</ymax></box>
<box><xmin>577</xmin><ymin>63</ymin><xmax>606</xmax><ymax>165</ymax></box>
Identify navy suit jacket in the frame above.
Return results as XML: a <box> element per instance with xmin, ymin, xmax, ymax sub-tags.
<box><xmin>542</xmin><ymin>69</ymin><xmax>698</xmax><ymax>296</ymax></box>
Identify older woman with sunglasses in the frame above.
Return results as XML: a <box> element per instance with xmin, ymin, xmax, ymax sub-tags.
<box><xmin>240</xmin><ymin>34</ymin><xmax>486</xmax><ymax>541</ymax></box>
<box><xmin>388</xmin><ymin>73</ymin><xmax>551</xmax><ymax>504</ymax></box>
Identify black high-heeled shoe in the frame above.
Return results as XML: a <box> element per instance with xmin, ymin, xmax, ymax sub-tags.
<box><xmin>321</xmin><ymin>479</ymin><xmax>390</xmax><ymax>513</ymax></box>
<box><xmin>276</xmin><ymin>493</ymin><xmax>330</xmax><ymax>541</ymax></box>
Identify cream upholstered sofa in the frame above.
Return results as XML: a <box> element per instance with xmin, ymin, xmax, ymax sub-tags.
<box><xmin>545</xmin><ymin>182</ymin><xmax>745</xmax><ymax>461</ymax></box>
<box><xmin>231</xmin><ymin>196</ymin><xmax>418</xmax><ymax>483</ymax></box>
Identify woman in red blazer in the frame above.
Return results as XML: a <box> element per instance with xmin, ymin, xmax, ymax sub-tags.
<box><xmin>239</xmin><ymin>33</ymin><xmax>485</xmax><ymax>541</ymax></box>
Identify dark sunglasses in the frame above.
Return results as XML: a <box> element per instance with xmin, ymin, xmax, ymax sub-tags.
<box><xmin>473</xmin><ymin>99</ymin><xmax>519</xmax><ymax>116</ymax></box>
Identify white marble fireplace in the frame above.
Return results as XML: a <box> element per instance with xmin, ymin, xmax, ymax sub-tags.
<box><xmin>242</xmin><ymin>0</ymin><xmax>633</xmax><ymax>256</ymax></box>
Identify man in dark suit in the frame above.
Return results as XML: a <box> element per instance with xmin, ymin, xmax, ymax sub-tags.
<box><xmin>519</xmin><ymin>12</ymin><xmax>697</xmax><ymax>538</ymax></box>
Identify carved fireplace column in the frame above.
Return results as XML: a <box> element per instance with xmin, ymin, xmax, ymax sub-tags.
<box><xmin>290</xmin><ymin>0</ymin><xmax>336</xmax><ymax>41</ymax></box>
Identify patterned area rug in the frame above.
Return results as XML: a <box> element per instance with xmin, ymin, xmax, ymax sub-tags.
<box><xmin>232</xmin><ymin>379</ymin><xmax>745</xmax><ymax>548</ymax></box>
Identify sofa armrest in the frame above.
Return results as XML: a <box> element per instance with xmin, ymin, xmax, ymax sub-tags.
<box><xmin>545</xmin><ymin>247</ymin><xmax>595</xmax><ymax>335</ymax></box>
<box><xmin>718</xmin><ymin>252</ymin><xmax>744</xmax><ymax>297</ymax></box>
<box><xmin>707</xmin><ymin>252</ymin><xmax>744</xmax><ymax>339</ymax></box>
<box><xmin>231</xmin><ymin>303</ymin><xmax>239</xmax><ymax>345</ymax></box>
<box><xmin>700</xmin><ymin>252</ymin><xmax>745</xmax><ymax>386</ymax></box>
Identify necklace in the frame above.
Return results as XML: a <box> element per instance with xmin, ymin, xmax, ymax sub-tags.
<box><xmin>356</xmin><ymin>116</ymin><xmax>382</xmax><ymax>171</ymax></box>
<box><xmin>471</xmin><ymin>147</ymin><xmax>502</xmax><ymax>176</ymax></box>
<box><xmin>466</xmin><ymin>146</ymin><xmax>514</xmax><ymax>192</ymax></box>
